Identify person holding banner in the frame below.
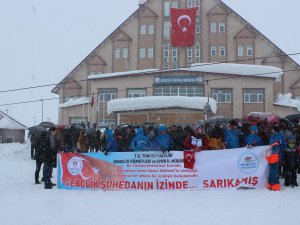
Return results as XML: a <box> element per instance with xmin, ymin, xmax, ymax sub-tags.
<box><xmin>102</xmin><ymin>128</ymin><xmax>118</xmax><ymax>155</ymax></box>
<box><xmin>245</xmin><ymin>126</ymin><xmax>262</xmax><ymax>148</ymax></box>
<box><xmin>265</xmin><ymin>142</ymin><xmax>281</xmax><ymax>191</ymax></box>
<box><xmin>184</xmin><ymin>121</ymin><xmax>208</xmax><ymax>151</ymax></box>
<box><xmin>130</xmin><ymin>127</ymin><xmax>149</xmax><ymax>151</ymax></box>
<box><xmin>224</xmin><ymin>120</ymin><xmax>240</xmax><ymax>149</ymax></box>
<box><xmin>150</xmin><ymin>125</ymin><xmax>173</xmax><ymax>152</ymax></box>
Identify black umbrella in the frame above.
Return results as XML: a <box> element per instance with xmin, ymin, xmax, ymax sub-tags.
<box><xmin>285</xmin><ymin>114</ymin><xmax>300</xmax><ymax>123</ymax></box>
<box><xmin>205</xmin><ymin>116</ymin><xmax>231</xmax><ymax>125</ymax></box>
<box><xmin>28</xmin><ymin>125</ymin><xmax>47</xmax><ymax>136</ymax></box>
<box><xmin>39</xmin><ymin>122</ymin><xmax>56</xmax><ymax>129</ymax></box>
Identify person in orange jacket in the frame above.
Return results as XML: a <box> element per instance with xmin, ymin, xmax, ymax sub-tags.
<box><xmin>265</xmin><ymin>142</ymin><xmax>280</xmax><ymax>191</ymax></box>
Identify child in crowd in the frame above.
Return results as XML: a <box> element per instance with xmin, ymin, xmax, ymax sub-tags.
<box><xmin>283</xmin><ymin>136</ymin><xmax>298</xmax><ymax>187</ymax></box>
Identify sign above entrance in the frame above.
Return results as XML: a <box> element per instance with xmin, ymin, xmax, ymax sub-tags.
<box><xmin>154</xmin><ymin>75</ymin><xmax>204</xmax><ymax>85</ymax></box>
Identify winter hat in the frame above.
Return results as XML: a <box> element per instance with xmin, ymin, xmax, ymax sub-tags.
<box><xmin>287</xmin><ymin>135</ymin><xmax>296</xmax><ymax>143</ymax></box>
<box><xmin>192</xmin><ymin>121</ymin><xmax>204</xmax><ymax>132</ymax></box>
<box><xmin>158</xmin><ymin>125</ymin><xmax>167</xmax><ymax>133</ymax></box>
<box><xmin>250</xmin><ymin>126</ymin><xmax>258</xmax><ymax>133</ymax></box>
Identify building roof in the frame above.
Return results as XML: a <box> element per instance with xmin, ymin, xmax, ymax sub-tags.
<box><xmin>51</xmin><ymin>0</ymin><xmax>299</xmax><ymax>94</ymax></box>
<box><xmin>107</xmin><ymin>96</ymin><xmax>217</xmax><ymax>114</ymax></box>
<box><xmin>0</xmin><ymin>111</ymin><xmax>27</xmax><ymax>130</ymax></box>
<box><xmin>88</xmin><ymin>63</ymin><xmax>282</xmax><ymax>80</ymax></box>
<box><xmin>59</xmin><ymin>97</ymin><xmax>91</xmax><ymax>108</ymax></box>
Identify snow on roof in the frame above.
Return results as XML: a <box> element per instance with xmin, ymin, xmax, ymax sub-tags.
<box><xmin>88</xmin><ymin>69</ymin><xmax>159</xmax><ymax>80</ymax></box>
<box><xmin>0</xmin><ymin>111</ymin><xmax>27</xmax><ymax>130</ymax></box>
<box><xmin>274</xmin><ymin>93</ymin><xmax>300</xmax><ymax>111</ymax></box>
<box><xmin>107</xmin><ymin>96</ymin><xmax>217</xmax><ymax>114</ymax></box>
<box><xmin>138</xmin><ymin>0</ymin><xmax>147</xmax><ymax>4</ymax></box>
<box><xmin>186</xmin><ymin>63</ymin><xmax>283</xmax><ymax>79</ymax></box>
<box><xmin>87</xmin><ymin>63</ymin><xmax>282</xmax><ymax>81</ymax></box>
<box><xmin>59</xmin><ymin>97</ymin><xmax>91</xmax><ymax>108</ymax></box>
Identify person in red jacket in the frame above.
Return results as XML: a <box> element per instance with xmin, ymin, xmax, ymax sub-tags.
<box><xmin>265</xmin><ymin>142</ymin><xmax>280</xmax><ymax>191</ymax></box>
<box><xmin>184</xmin><ymin>121</ymin><xmax>208</xmax><ymax>151</ymax></box>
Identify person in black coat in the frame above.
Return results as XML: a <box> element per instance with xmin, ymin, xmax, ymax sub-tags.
<box><xmin>43</xmin><ymin>127</ymin><xmax>58</xmax><ymax>189</ymax></box>
<box><xmin>283</xmin><ymin>136</ymin><xmax>299</xmax><ymax>187</ymax></box>
<box><xmin>34</xmin><ymin>131</ymin><xmax>47</xmax><ymax>184</ymax></box>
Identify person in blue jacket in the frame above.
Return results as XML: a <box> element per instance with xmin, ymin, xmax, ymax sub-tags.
<box><xmin>224</xmin><ymin>120</ymin><xmax>240</xmax><ymax>149</ymax></box>
<box><xmin>130</xmin><ymin>127</ymin><xmax>149</xmax><ymax>151</ymax></box>
<box><xmin>245</xmin><ymin>126</ymin><xmax>262</xmax><ymax>148</ymax></box>
<box><xmin>103</xmin><ymin>128</ymin><xmax>118</xmax><ymax>155</ymax></box>
<box><xmin>150</xmin><ymin>125</ymin><xmax>173</xmax><ymax>152</ymax></box>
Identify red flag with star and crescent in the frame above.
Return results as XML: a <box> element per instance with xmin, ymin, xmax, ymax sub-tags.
<box><xmin>183</xmin><ymin>150</ymin><xmax>196</xmax><ymax>169</ymax></box>
<box><xmin>171</xmin><ymin>8</ymin><xmax>197</xmax><ymax>47</ymax></box>
<box><xmin>60</xmin><ymin>153</ymin><xmax>125</xmax><ymax>190</ymax></box>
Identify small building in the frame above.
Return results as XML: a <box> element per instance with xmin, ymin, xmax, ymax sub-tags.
<box><xmin>0</xmin><ymin>111</ymin><xmax>27</xmax><ymax>144</ymax></box>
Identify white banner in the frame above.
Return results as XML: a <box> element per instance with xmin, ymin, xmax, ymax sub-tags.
<box><xmin>58</xmin><ymin>146</ymin><xmax>269</xmax><ymax>190</ymax></box>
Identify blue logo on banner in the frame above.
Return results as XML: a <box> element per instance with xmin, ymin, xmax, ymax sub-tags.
<box><xmin>238</xmin><ymin>151</ymin><xmax>259</xmax><ymax>174</ymax></box>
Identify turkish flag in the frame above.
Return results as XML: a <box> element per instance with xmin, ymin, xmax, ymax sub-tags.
<box><xmin>90</xmin><ymin>92</ymin><xmax>94</xmax><ymax>108</ymax></box>
<box><xmin>60</xmin><ymin>153</ymin><xmax>125</xmax><ymax>190</ymax></box>
<box><xmin>171</xmin><ymin>8</ymin><xmax>197</xmax><ymax>47</ymax></box>
<box><xmin>183</xmin><ymin>150</ymin><xmax>195</xmax><ymax>169</ymax></box>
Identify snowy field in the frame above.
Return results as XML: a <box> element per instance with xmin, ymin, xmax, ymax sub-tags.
<box><xmin>1</xmin><ymin>143</ymin><xmax>300</xmax><ymax>225</ymax></box>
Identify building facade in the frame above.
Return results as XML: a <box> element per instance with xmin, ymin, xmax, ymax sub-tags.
<box><xmin>53</xmin><ymin>0</ymin><xmax>300</xmax><ymax>126</ymax></box>
<box><xmin>0</xmin><ymin>111</ymin><xmax>27</xmax><ymax>144</ymax></box>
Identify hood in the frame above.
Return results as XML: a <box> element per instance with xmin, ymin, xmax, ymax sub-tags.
<box><xmin>136</xmin><ymin>127</ymin><xmax>144</xmax><ymax>136</ymax></box>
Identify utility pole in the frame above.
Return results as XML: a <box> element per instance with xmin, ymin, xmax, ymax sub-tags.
<box><xmin>41</xmin><ymin>99</ymin><xmax>44</xmax><ymax>122</ymax></box>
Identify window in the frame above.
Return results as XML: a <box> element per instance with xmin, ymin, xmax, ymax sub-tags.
<box><xmin>128</xmin><ymin>89</ymin><xmax>146</xmax><ymax>98</ymax></box>
<box><xmin>98</xmin><ymin>119</ymin><xmax>116</xmax><ymax>129</ymax></box>
<box><xmin>114</xmin><ymin>48</ymin><xmax>120</xmax><ymax>59</ymax></box>
<box><xmin>219</xmin><ymin>46</ymin><xmax>226</xmax><ymax>56</ymax></box>
<box><xmin>148</xmin><ymin>24</ymin><xmax>154</xmax><ymax>34</ymax></box>
<box><xmin>187</xmin><ymin>47</ymin><xmax>193</xmax><ymax>62</ymax></box>
<box><xmin>148</xmin><ymin>48</ymin><xmax>154</xmax><ymax>58</ymax></box>
<box><xmin>140</xmin><ymin>25</ymin><xmax>146</xmax><ymax>35</ymax></box>
<box><xmin>247</xmin><ymin>46</ymin><xmax>253</xmax><ymax>56</ymax></box>
<box><xmin>195</xmin><ymin>0</ymin><xmax>200</xmax><ymax>7</ymax></box>
<box><xmin>244</xmin><ymin>89</ymin><xmax>264</xmax><ymax>103</ymax></box>
<box><xmin>164</xmin><ymin>1</ymin><xmax>170</xmax><ymax>17</ymax></box>
<box><xmin>238</xmin><ymin>46</ymin><xmax>244</xmax><ymax>57</ymax></box>
<box><xmin>210</xmin><ymin>46</ymin><xmax>217</xmax><ymax>56</ymax></box>
<box><xmin>99</xmin><ymin>90</ymin><xmax>117</xmax><ymax>102</ymax></box>
<box><xmin>163</xmin><ymin>42</ymin><xmax>169</xmax><ymax>63</ymax></box>
<box><xmin>187</xmin><ymin>0</ymin><xmax>193</xmax><ymax>8</ymax></box>
<box><xmin>172</xmin><ymin>0</ymin><xmax>178</xmax><ymax>8</ymax></box>
<box><xmin>122</xmin><ymin>48</ymin><xmax>128</xmax><ymax>59</ymax></box>
<box><xmin>210</xmin><ymin>23</ymin><xmax>217</xmax><ymax>33</ymax></box>
<box><xmin>212</xmin><ymin>89</ymin><xmax>232</xmax><ymax>103</ymax></box>
<box><xmin>6</xmin><ymin>136</ymin><xmax>16</xmax><ymax>143</ymax></box>
<box><xmin>70</xmin><ymin>117</ymin><xmax>88</xmax><ymax>125</ymax></box>
<box><xmin>0</xmin><ymin>136</ymin><xmax>2</xmax><ymax>143</ymax></box>
<box><xmin>163</xmin><ymin>21</ymin><xmax>170</xmax><ymax>39</ymax></box>
<box><xmin>219</xmin><ymin>22</ymin><xmax>225</xmax><ymax>32</ymax></box>
<box><xmin>139</xmin><ymin>48</ymin><xmax>146</xmax><ymax>58</ymax></box>
<box><xmin>154</xmin><ymin>86</ymin><xmax>204</xmax><ymax>97</ymax></box>
<box><xmin>195</xmin><ymin>21</ymin><xmax>200</xmax><ymax>38</ymax></box>
<box><xmin>195</xmin><ymin>44</ymin><xmax>201</xmax><ymax>62</ymax></box>
<box><xmin>172</xmin><ymin>47</ymin><xmax>178</xmax><ymax>68</ymax></box>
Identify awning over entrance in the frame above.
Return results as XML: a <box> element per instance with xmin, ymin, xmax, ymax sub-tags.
<box><xmin>107</xmin><ymin>96</ymin><xmax>217</xmax><ymax>114</ymax></box>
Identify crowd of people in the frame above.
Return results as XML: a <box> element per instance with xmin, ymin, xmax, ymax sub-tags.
<box><xmin>30</xmin><ymin>119</ymin><xmax>300</xmax><ymax>190</ymax></box>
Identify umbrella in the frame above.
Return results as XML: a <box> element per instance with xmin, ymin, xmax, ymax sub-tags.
<box><xmin>39</xmin><ymin>122</ymin><xmax>56</xmax><ymax>129</ymax></box>
<box><xmin>28</xmin><ymin>125</ymin><xmax>47</xmax><ymax>136</ymax></box>
<box><xmin>205</xmin><ymin>116</ymin><xmax>231</xmax><ymax>125</ymax></box>
<box><xmin>244</xmin><ymin>112</ymin><xmax>280</xmax><ymax>124</ymax></box>
<box><xmin>285</xmin><ymin>114</ymin><xmax>300</xmax><ymax>123</ymax></box>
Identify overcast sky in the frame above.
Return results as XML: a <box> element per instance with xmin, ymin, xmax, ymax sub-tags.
<box><xmin>0</xmin><ymin>0</ymin><xmax>299</xmax><ymax>127</ymax></box>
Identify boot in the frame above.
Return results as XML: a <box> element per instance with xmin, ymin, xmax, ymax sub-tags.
<box><xmin>35</xmin><ymin>180</ymin><xmax>41</xmax><ymax>184</ymax></box>
<box><xmin>44</xmin><ymin>181</ymin><xmax>53</xmax><ymax>189</ymax></box>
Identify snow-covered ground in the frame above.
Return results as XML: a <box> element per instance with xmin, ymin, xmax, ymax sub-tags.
<box><xmin>1</xmin><ymin>142</ymin><xmax>300</xmax><ymax>225</ymax></box>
